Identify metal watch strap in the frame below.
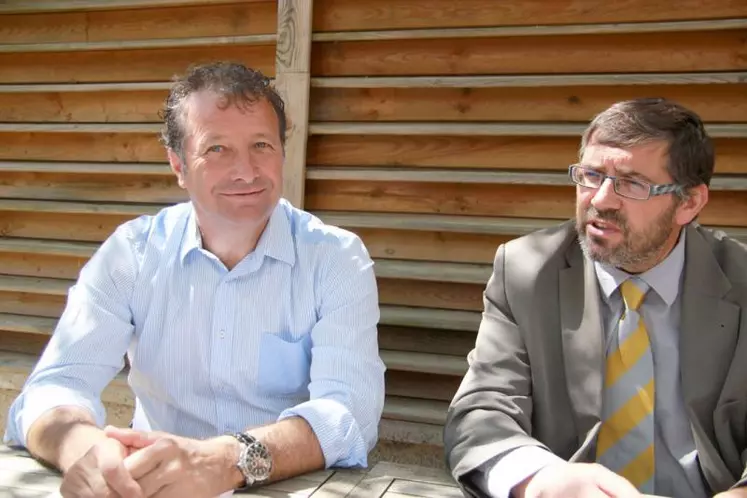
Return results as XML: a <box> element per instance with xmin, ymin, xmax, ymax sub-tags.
<box><xmin>231</xmin><ymin>432</ymin><xmax>272</xmax><ymax>490</ymax></box>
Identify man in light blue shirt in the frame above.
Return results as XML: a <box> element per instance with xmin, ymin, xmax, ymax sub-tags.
<box><xmin>4</xmin><ymin>62</ymin><xmax>386</xmax><ymax>498</ymax></box>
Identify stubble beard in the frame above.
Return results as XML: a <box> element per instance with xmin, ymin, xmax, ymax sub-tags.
<box><xmin>576</xmin><ymin>202</ymin><xmax>679</xmax><ymax>272</ymax></box>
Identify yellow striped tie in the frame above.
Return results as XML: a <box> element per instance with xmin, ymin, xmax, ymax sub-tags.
<box><xmin>596</xmin><ymin>279</ymin><xmax>655</xmax><ymax>493</ymax></box>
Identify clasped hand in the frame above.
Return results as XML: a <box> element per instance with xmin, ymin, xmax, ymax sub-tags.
<box><xmin>59</xmin><ymin>426</ymin><xmax>234</xmax><ymax>498</ymax></box>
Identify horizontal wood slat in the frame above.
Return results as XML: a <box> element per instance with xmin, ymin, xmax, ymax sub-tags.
<box><xmin>375</xmin><ymin>260</ymin><xmax>492</xmax><ymax>284</ymax></box>
<box><xmin>380</xmin><ymin>306</ymin><xmax>480</xmax><ymax>331</ymax></box>
<box><xmin>0</xmin><ymin>162</ymin><xmax>168</xmax><ymax>175</ymax></box>
<box><xmin>4</xmin><ymin>81</ymin><xmax>747</xmax><ymax>123</ymax></box>
<box><xmin>311</xmin><ymin>72</ymin><xmax>747</xmax><ymax>88</ymax></box>
<box><xmin>5</xmin><ymin>121</ymin><xmax>746</xmax><ymax>137</ymax></box>
<box><xmin>312</xmin><ymin>0</ymin><xmax>747</xmax><ymax>31</ymax></box>
<box><xmin>307</xmin><ymin>167</ymin><xmax>747</xmax><ymax>191</ymax></box>
<box><xmin>379</xmin><ymin>326</ymin><xmax>476</xmax><ymax>357</ymax></box>
<box><xmin>0</xmin><ymin>2</ymin><xmax>276</xmax><ymax>44</ymax></box>
<box><xmin>0</xmin><ymin>35</ymin><xmax>276</xmax><ymax>53</ymax></box>
<box><xmin>386</xmin><ymin>370</ymin><xmax>461</xmax><ymax>402</ymax></box>
<box><xmin>306</xmin><ymin>180</ymin><xmax>747</xmax><ymax>227</ymax></box>
<box><xmin>308</xmin><ymin>122</ymin><xmax>747</xmax><ymax>138</ymax></box>
<box><xmin>0</xmin><ymin>44</ymin><xmax>275</xmax><ymax>83</ymax></box>
<box><xmin>380</xmin><ymin>350</ymin><xmax>467</xmax><ymax>377</ymax></box>
<box><xmin>377</xmin><ymin>279</ymin><xmax>482</xmax><ymax>311</ymax></box>
<box><xmin>355</xmin><ymin>229</ymin><xmax>507</xmax><ymax>265</ymax></box>
<box><xmin>0</xmin><ymin>0</ymin><xmax>254</xmax><ymax>14</ymax></box>
<box><xmin>0</xmin><ymin>89</ymin><xmax>166</xmax><ymax>122</ymax></box>
<box><xmin>313</xmin><ymin>19</ymin><xmax>747</xmax><ymax>42</ymax></box>
<box><xmin>0</xmin><ymin>132</ymin><xmax>164</xmax><ymax>162</ymax></box>
<box><xmin>0</xmin><ymin>171</ymin><xmax>184</xmax><ymax>204</ymax></box>
<box><xmin>307</xmin><ymin>136</ymin><xmax>747</xmax><ymax>174</ymax></box>
<box><xmin>311</xmin><ymin>30</ymin><xmax>747</xmax><ymax>76</ymax></box>
<box><xmin>309</xmin><ymin>84</ymin><xmax>747</xmax><ymax>123</ymax></box>
<box><xmin>5</xmin><ymin>134</ymin><xmax>745</xmax><ymax>175</ymax></box>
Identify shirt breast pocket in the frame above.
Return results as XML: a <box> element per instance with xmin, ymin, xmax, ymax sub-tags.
<box><xmin>257</xmin><ymin>332</ymin><xmax>312</xmax><ymax>397</ymax></box>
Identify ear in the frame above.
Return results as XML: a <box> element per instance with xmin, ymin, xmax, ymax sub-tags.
<box><xmin>675</xmin><ymin>184</ymin><xmax>709</xmax><ymax>225</ymax></box>
<box><xmin>167</xmin><ymin>149</ymin><xmax>187</xmax><ymax>189</ymax></box>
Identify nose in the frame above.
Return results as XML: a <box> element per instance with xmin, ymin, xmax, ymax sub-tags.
<box><xmin>232</xmin><ymin>151</ymin><xmax>260</xmax><ymax>183</ymax></box>
<box><xmin>590</xmin><ymin>178</ymin><xmax>622</xmax><ymax>210</ymax></box>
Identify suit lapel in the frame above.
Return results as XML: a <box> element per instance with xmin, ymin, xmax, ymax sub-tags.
<box><xmin>680</xmin><ymin>225</ymin><xmax>741</xmax><ymax>492</ymax></box>
<box><xmin>560</xmin><ymin>242</ymin><xmax>605</xmax><ymax>453</ymax></box>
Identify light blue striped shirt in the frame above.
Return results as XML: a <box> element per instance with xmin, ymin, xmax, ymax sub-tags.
<box><xmin>4</xmin><ymin>198</ymin><xmax>386</xmax><ymax>468</ymax></box>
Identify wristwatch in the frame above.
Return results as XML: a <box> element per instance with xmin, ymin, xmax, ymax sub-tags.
<box><xmin>231</xmin><ymin>432</ymin><xmax>273</xmax><ymax>489</ymax></box>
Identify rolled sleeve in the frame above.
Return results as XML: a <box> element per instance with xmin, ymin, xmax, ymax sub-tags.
<box><xmin>3</xmin><ymin>222</ymin><xmax>140</xmax><ymax>448</ymax></box>
<box><xmin>278</xmin><ymin>398</ymin><xmax>369</xmax><ymax>468</ymax></box>
<box><xmin>280</xmin><ymin>234</ymin><xmax>385</xmax><ymax>468</ymax></box>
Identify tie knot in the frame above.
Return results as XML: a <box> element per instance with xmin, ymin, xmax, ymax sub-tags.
<box><xmin>621</xmin><ymin>279</ymin><xmax>647</xmax><ymax>311</ymax></box>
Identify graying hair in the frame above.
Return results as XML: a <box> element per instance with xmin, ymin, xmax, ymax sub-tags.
<box><xmin>579</xmin><ymin>98</ymin><xmax>714</xmax><ymax>189</ymax></box>
<box><xmin>160</xmin><ymin>61</ymin><xmax>287</xmax><ymax>161</ymax></box>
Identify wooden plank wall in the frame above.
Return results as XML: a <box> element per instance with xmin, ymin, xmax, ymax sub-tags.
<box><xmin>0</xmin><ymin>0</ymin><xmax>746</xmax><ymax>466</ymax></box>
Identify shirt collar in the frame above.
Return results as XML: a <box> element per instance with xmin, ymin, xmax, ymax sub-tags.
<box><xmin>594</xmin><ymin>227</ymin><xmax>686</xmax><ymax>306</ymax></box>
<box><xmin>179</xmin><ymin>201</ymin><xmax>296</xmax><ymax>267</ymax></box>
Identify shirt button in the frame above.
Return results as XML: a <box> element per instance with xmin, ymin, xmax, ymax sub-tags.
<box><xmin>219</xmin><ymin>330</ymin><xmax>225</xmax><ymax>339</ymax></box>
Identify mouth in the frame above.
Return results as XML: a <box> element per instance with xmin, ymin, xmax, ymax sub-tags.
<box><xmin>221</xmin><ymin>188</ymin><xmax>265</xmax><ymax>197</ymax></box>
<box><xmin>586</xmin><ymin>219</ymin><xmax>621</xmax><ymax>238</ymax></box>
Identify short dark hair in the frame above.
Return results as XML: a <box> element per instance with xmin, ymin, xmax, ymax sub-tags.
<box><xmin>579</xmin><ymin>98</ymin><xmax>714</xmax><ymax>188</ymax></box>
<box><xmin>160</xmin><ymin>61</ymin><xmax>287</xmax><ymax>159</ymax></box>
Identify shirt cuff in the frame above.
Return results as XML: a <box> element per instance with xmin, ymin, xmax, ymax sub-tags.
<box><xmin>8</xmin><ymin>384</ymin><xmax>103</xmax><ymax>448</ymax></box>
<box><xmin>277</xmin><ymin>398</ymin><xmax>368</xmax><ymax>469</ymax></box>
<box><xmin>479</xmin><ymin>446</ymin><xmax>565</xmax><ymax>498</ymax></box>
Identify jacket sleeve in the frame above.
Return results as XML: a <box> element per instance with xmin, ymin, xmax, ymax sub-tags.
<box><xmin>443</xmin><ymin>243</ymin><xmax>555</xmax><ymax>497</ymax></box>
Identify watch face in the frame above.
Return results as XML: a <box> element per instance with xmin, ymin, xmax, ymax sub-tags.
<box><xmin>246</xmin><ymin>442</ymin><xmax>272</xmax><ymax>481</ymax></box>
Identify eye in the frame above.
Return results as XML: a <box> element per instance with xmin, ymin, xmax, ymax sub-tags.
<box><xmin>582</xmin><ymin>169</ymin><xmax>603</xmax><ymax>181</ymax></box>
<box><xmin>254</xmin><ymin>142</ymin><xmax>270</xmax><ymax>149</ymax></box>
<box><xmin>618</xmin><ymin>178</ymin><xmax>649</xmax><ymax>195</ymax></box>
<box><xmin>206</xmin><ymin>144</ymin><xmax>225</xmax><ymax>153</ymax></box>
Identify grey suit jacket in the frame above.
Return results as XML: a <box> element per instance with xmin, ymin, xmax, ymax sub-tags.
<box><xmin>444</xmin><ymin>221</ymin><xmax>747</xmax><ymax>497</ymax></box>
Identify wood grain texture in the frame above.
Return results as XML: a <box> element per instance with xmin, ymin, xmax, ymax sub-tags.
<box><xmin>313</xmin><ymin>19</ymin><xmax>747</xmax><ymax>42</ymax></box>
<box><xmin>355</xmin><ymin>228</ymin><xmax>509</xmax><ymax>264</ymax></box>
<box><xmin>0</xmin><ymin>292</ymin><xmax>64</xmax><ymax>318</ymax></box>
<box><xmin>0</xmin><ymin>211</ymin><xmax>136</xmax><ymax>242</ymax></box>
<box><xmin>0</xmin><ymin>132</ymin><xmax>164</xmax><ymax>162</ymax></box>
<box><xmin>309</xmin><ymin>84</ymin><xmax>747</xmax><ymax>123</ymax></box>
<box><xmin>306</xmin><ymin>180</ymin><xmax>747</xmax><ymax>227</ymax></box>
<box><xmin>311</xmin><ymin>30</ymin><xmax>747</xmax><ymax>76</ymax></box>
<box><xmin>378</xmin><ymin>326</ymin><xmax>476</xmax><ymax>357</ymax></box>
<box><xmin>378</xmin><ymin>279</ymin><xmax>483</xmax><ymax>311</ymax></box>
<box><xmin>385</xmin><ymin>370</ymin><xmax>461</xmax><ymax>402</ymax></box>
<box><xmin>0</xmin><ymin>252</ymin><xmax>86</xmax><ymax>280</ymax></box>
<box><xmin>0</xmin><ymin>0</ymin><xmax>254</xmax><ymax>14</ymax></box>
<box><xmin>312</xmin><ymin>72</ymin><xmax>747</xmax><ymax>88</ymax></box>
<box><xmin>0</xmin><ymin>172</ymin><xmax>184</xmax><ymax>204</ymax></box>
<box><xmin>0</xmin><ymin>89</ymin><xmax>166</xmax><ymax>122</ymax></box>
<box><xmin>307</xmin><ymin>135</ymin><xmax>747</xmax><ymax>174</ymax></box>
<box><xmin>275</xmin><ymin>0</ymin><xmax>314</xmax><ymax>208</ymax></box>
<box><xmin>0</xmin><ymin>2</ymin><xmax>276</xmax><ymax>44</ymax></box>
<box><xmin>0</xmin><ymin>45</ymin><xmax>275</xmax><ymax>83</ymax></box>
<box><xmin>313</xmin><ymin>0</ymin><xmax>747</xmax><ymax>30</ymax></box>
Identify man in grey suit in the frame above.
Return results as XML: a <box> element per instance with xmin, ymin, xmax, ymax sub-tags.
<box><xmin>444</xmin><ymin>98</ymin><xmax>747</xmax><ymax>498</ymax></box>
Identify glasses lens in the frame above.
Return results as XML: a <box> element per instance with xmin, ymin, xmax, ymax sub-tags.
<box><xmin>615</xmin><ymin>178</ymin><xmax>650</xmax><ymax>199</ymax></box>
<box><xmin>573</xmin><ymin>167</ymin><xmax>603</xmax><ymax>187</ymax></box>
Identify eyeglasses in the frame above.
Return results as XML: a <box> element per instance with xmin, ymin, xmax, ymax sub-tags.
<box><xmin>568</xmin><ymin>164</ymin><xmax>684</xmax><ymax>201</ymax></box>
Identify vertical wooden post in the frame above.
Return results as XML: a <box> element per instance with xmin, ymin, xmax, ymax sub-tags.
<box><xmin>274</xmin><ymin>0</ymin><xmax>313</xmax><ymax>209</ymax></box>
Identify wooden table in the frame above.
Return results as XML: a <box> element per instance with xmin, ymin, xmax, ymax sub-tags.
<box><xmin>0</xmin><ymin>446</ymin><xmax>462</xmax><ymax>497</ymax></box>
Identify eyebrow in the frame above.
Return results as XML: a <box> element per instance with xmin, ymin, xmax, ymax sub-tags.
<box><xmin>583</xmin><ymin>163</ymin><xmax>656</xmax><ymax>184</ymax></box>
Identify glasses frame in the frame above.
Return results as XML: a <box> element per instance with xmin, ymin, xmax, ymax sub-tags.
<box><xmin>568</xmin><ymin>164</ymin><xmax>684</xmax><ymax>201</ymax></box>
